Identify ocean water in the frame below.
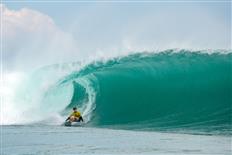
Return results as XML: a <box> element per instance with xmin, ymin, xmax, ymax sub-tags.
<box><xmin>1</xmin><ymin>49</ymin><xmax>232</xmax><ymax>154</ymax></box>
<box><xmin>2</xmin><ymin>125</ymin><xmax>231</xmax><ymax>155</ymax></box>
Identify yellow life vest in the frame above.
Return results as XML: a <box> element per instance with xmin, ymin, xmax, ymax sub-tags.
<box><xmin>70</xmin><ymin>111</ymin><xmax>81</xmax><ymax>117</ymax></box>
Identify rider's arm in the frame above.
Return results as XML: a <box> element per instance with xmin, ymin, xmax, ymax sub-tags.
<box><xmin>66</xmin><ymin>112</ymin><xmax>74</xmax><ymax>121</ymax></box>
<box><xmin>65</xmin><ymin>117</ymin><xmax>70</xmax><ymax>121</ymax></box>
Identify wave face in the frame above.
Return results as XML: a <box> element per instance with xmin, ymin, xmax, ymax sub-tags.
<box><xmin>5</xmin><ymin>49</ymin><xmax>232</xmax><ymax>134</ymax></box>
<box><xmin>57</xmin><ymin>50</ymin><xmax>231</xmax><ymax>134</ymax></box>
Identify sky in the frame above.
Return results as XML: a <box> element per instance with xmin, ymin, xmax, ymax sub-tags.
<box><xmin>1</xmin><ymin>0</ymin><xmax>231</xmax><ymax>71</ymax></box>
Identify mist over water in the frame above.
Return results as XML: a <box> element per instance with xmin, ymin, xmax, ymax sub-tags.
<box><xmin>2</xmin><ymin>49</ymin><xmax>232</xmax><ymax>135</ymax></box>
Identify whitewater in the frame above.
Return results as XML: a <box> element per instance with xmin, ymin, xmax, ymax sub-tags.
<box><xmin>1</xmin><ymin>49</ymin><xmax>232</xmax><ymax>154</ymax></box>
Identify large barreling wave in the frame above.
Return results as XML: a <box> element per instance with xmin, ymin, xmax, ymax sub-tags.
<box><xmin>3</xmin><ymin>49</ymin><xmax>232</xmax><ymax>135</ymax></box>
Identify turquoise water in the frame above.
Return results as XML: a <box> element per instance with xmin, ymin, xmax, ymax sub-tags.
<box><xmin>58</xmin><ymin>50</ymin><xmax>232</xmax><ymax>134</ymax></box>
<box><xmin>4</xmin><ymin>49</ymin><xmax>232</xmax><ymax>135</ymax></box>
